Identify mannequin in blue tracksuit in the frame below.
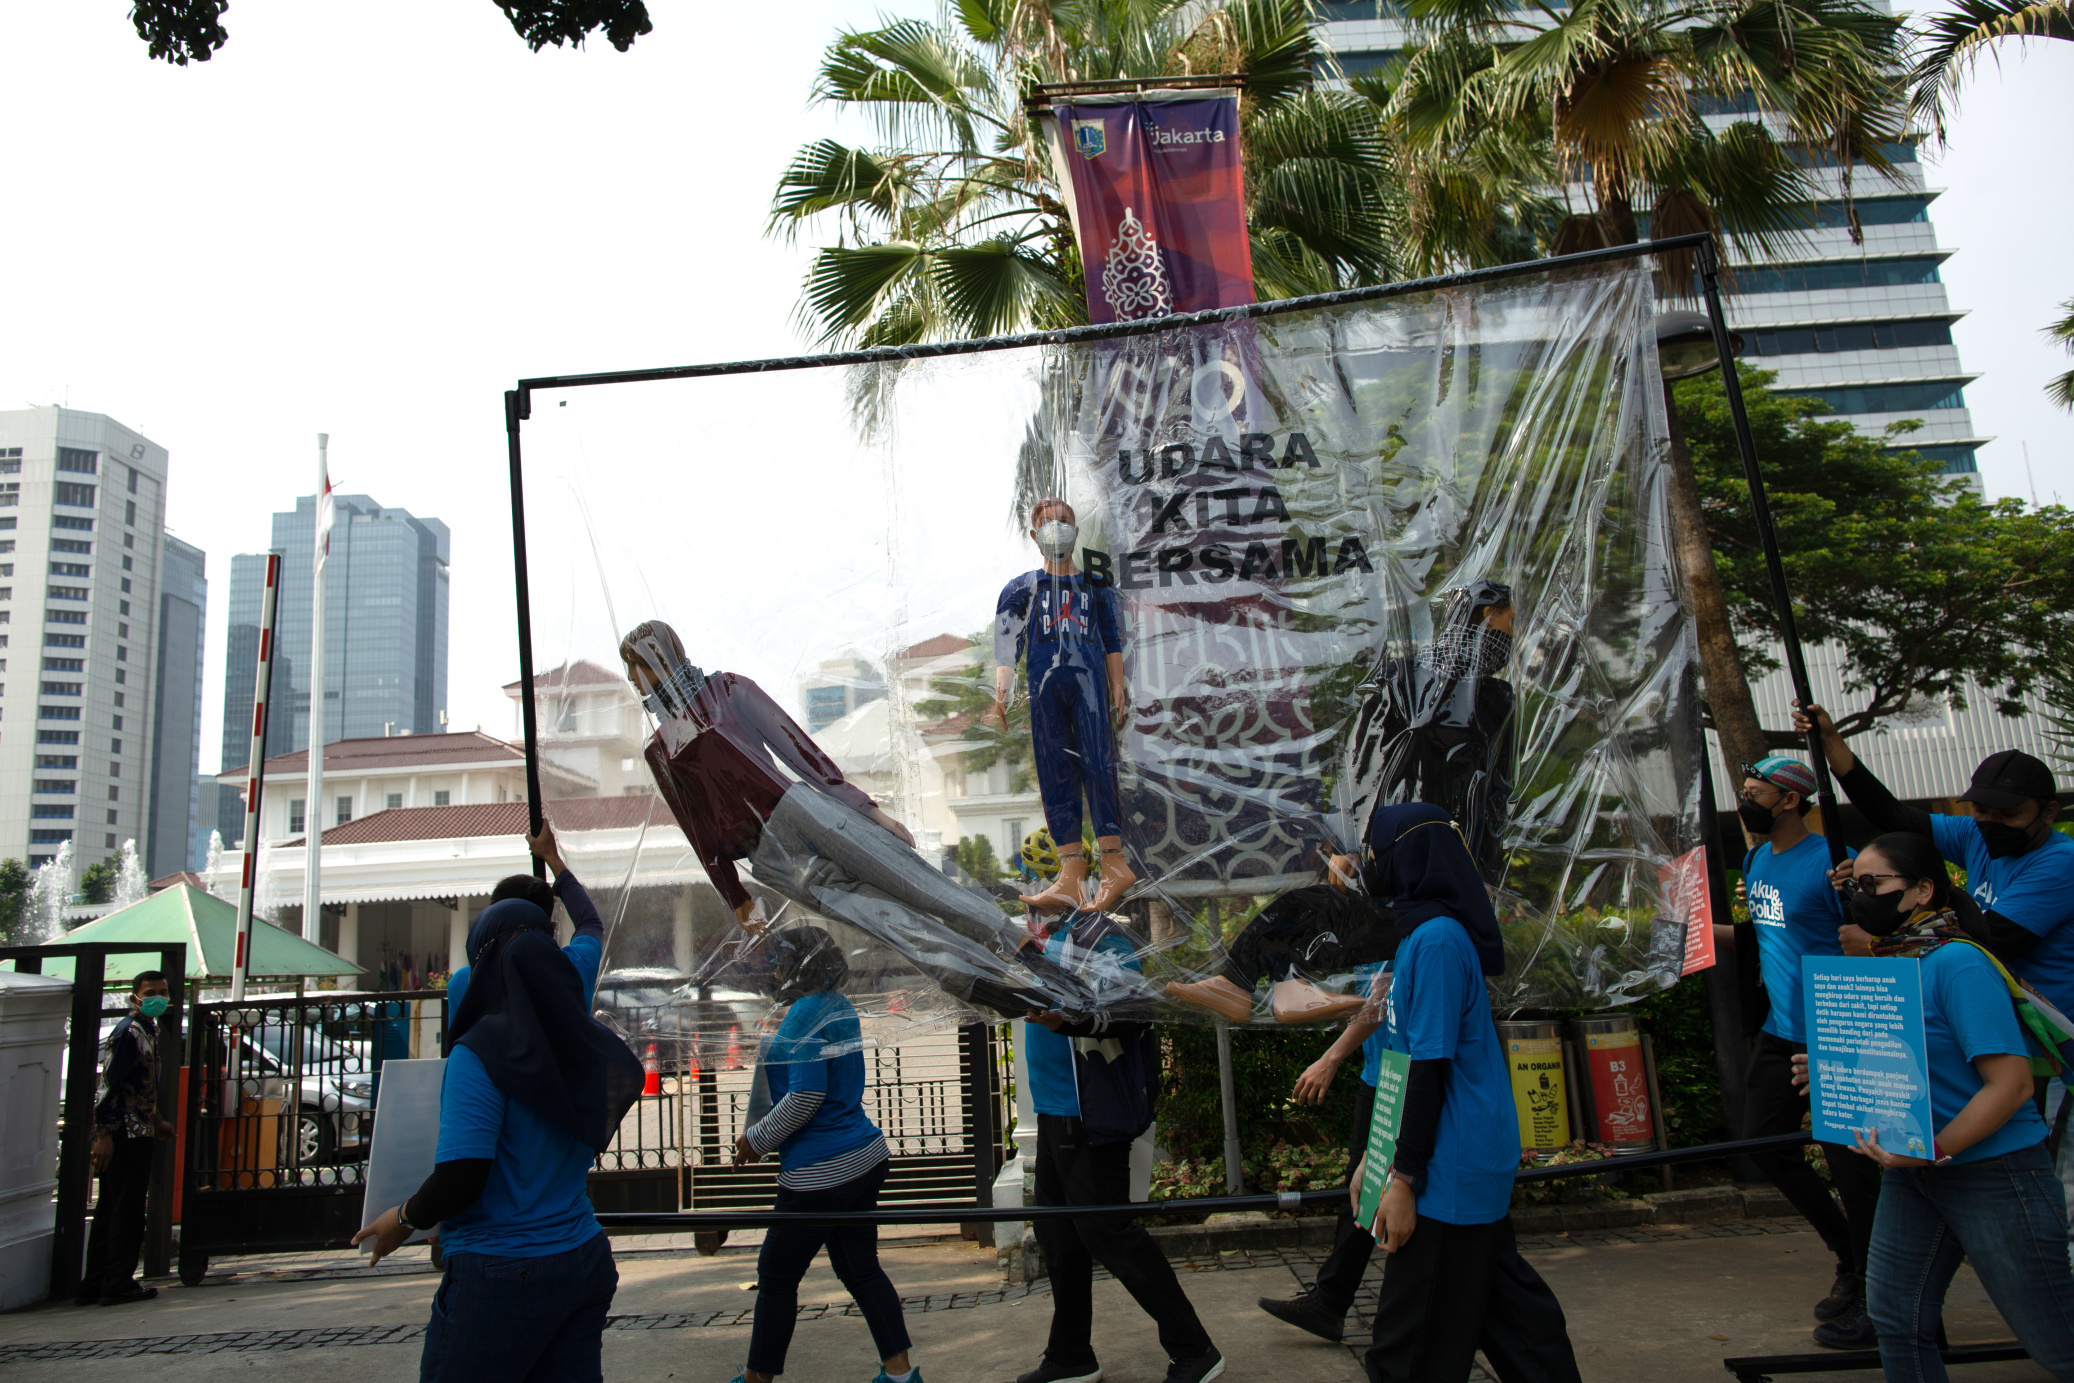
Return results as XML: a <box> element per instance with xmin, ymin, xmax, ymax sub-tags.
<box><xmin>991</xmin><ymin>497</ymin><xmax>1135</xmax><ymax>916</ymax></box>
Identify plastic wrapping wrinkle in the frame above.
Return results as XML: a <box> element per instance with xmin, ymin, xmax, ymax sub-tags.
<box><xmin>522</xmin><ymin>256</ymin><xmax>1700</xmax><ymax>1055</ymax></box>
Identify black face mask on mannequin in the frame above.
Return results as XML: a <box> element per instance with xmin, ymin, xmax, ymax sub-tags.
<box><xmin>1738</xmin><ymin>800</ymin><xmax>1779</xmax><ymax>836</ymax></box>
<box><xmin>1846</xmin><ymin>885</ymin><xmax>1919</xmax><ymax>936</ymax></box>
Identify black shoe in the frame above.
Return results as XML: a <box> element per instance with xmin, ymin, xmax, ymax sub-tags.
<box><xmin>1812</xmin><ymin>1309</ymin><xmax>1877</xmax><ymax>1350</ymax></box>
<box><xmin>1163</xmin><ymin>1349</ymin><xmax>1225</xmax><ymax>1383</ymax></box>
<box><xmin>99</xmin><ymin>1286</ymin><xmax>158</xmax><ymax>1307</ymax></box>
<box><xmin>1815</xmin><ymin>1266</ymin><xmax>1861</xmax><ymax>1321</ymax></box>
<box><xmin>1259</xmin><ymin>1290</ymin><xmax>1346</xmax><ymax>1342</ymax></box>
<box><xmin>1014</xmin><ymin>1362</ymin><xmax>1101</xmax><ymax>1383</ymax></box>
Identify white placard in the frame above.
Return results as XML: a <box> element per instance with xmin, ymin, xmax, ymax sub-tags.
<box><xmin>358</xmin><ymin>1057</ymin><xmax>446</xmax><ymax>1250</ymax></box>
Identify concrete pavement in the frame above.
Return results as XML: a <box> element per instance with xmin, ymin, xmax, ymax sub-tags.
<box><xmin>0</xmin><ymin>1216</ymin><xmax>2052</xmax><ymax>1381</ymax></box>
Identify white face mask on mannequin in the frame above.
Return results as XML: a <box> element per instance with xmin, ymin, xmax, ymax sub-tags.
<box><xmin>1034</xmin><ymin>520</ymin><xmax>1078</xmax><ymax>561</ymax></box>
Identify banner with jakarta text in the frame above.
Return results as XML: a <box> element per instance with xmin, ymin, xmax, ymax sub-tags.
<box><xmin>1054</xmin><ymin>94</ymin><xmax>1255</xmax><ymax>321</ymax></box>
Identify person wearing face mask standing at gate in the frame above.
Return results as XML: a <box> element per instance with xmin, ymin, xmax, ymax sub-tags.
<box><xmin>989</xmin><ymin>497</ymin><xmax>1135</xmax><ymax>915</ymax></box>
<box><xmin>1718</xmin><ymin>757</ymin><xmax>1882</xmax><ymax>1348</ymax></box>
<box><xmin>78</xmin><ymin>970</ymin><xmax>176</xmax><ymax>1307</ymax></box>
<box><xmin>1790</xmin><ymin>832</ymin><xmax>2074</xmax><ymax>1382</ymax></box>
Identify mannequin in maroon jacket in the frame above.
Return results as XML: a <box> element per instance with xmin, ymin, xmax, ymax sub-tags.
<box><xmin>620</xmin><ymin>620</ymin><xmax>1078</xmax><ymax>1019</ymax></box>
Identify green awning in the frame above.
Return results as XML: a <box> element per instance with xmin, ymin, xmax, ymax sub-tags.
<box><xmin>7</xmin><ymin>884</ymin><xmax>362</xmax><ymax>984</ymax></box>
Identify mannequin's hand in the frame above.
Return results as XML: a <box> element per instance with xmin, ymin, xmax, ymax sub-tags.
<box><xmin>869</xmin><ymin>808</ymin><xmax>915</xmax><ymax>848</ymax></box>
<box><xmin>981</xmin><ymin>700</ymin><xmax>1006</xmax><ymax>731</ymax></box>
<box><xmin>1325</xmin><ymin>854</ymin><xmax>1357</xmax><ymax>892</ymax></box>
<box><xmin>735</xmin><ymin>898</ymin><xmax>769</xmax><ymax>936</ymax></box>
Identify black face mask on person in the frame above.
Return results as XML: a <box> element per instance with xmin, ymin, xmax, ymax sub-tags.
<box><xmin>1846</xmin><ymin>884</ymin><xmax>1920</xmax><ymax>936</ymax></box>
<box><xmin>1738</xmin><ymin>800</ymin><xmax>1782</xmax><ymax>836</ymax></box>
<box><xmin>1977</xmin><ymin>815</ymin><xmax>2048</xmax><ymax>861</ymax></box>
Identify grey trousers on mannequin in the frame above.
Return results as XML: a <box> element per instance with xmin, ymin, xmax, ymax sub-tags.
<box><xmin>747</xmin><ymin>784</ymin><xmax>1128</xmax><ymax>1017</ymax></box>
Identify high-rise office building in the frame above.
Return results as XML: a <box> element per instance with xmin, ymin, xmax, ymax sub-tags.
<box><xmin>0</xmin><ymin>407</ymin><xmax>170</xmax><ymax>874</ymax></box>
<box><xmin>148</xmin><ymin>535</ymin><xmax>206</xmax><ymax>880</ymax></box>
<box><xmin>217</xmin><ymin>494</ymin><xmax>450</xmax><ymax>845</ymax></box>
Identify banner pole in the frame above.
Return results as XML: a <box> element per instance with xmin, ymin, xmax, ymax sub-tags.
<box><xmin>506</xmin><ymin>389</ymin><xmax>546</xmax><ymax>876</ymax></box>
<box><xmin>231</xmin><ymin>552</ymin><xmax>283</xmax><ymax>1002</ymax></box>
<box><xmin>304</xmin><ymin>434</ymin><xmax>328</xmax><ymax>943</ymax></box>
<box><xmin>1694</xmin><ymin>240</ymin><xmax>1845</xmax><ymax>868</ymax></box>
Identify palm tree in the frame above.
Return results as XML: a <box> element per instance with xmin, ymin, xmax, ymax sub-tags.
<box><xmin>1384</xmin><ymin>0</ymin><xmax>1909</xmax><ymax>774</ymax></box>
<box><xmin>1906</xmin><ymin>0</ymin><xmax>2074</xmax><ymax>140</ymax></box>
<box><xmin>769</xmin><ymin>0</ymin><xmax>1425</xmax><ymax>347</ymax></box>
<box><xmin>2050</xmin><ymin>298</ymin><xmax>2074</xmax><ymax>412</ymax></box>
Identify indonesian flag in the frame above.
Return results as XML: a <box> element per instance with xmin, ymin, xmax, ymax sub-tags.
<box><xmin>314</xmin><ymin>468</ymin><xmax>334</xmax><ymax>576</ymax></box>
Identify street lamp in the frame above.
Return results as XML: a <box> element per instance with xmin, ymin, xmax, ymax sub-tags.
<box><xmin>1655</xmin><ymin>309</ymin><xmax>1745</xmax><ymax>380</ymax></box>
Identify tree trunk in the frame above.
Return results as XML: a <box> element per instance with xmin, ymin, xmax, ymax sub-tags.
<box><xmin>1662</xmin><ymin>374</ymin><xmax>1769</xmax><ymax>779</ymax></box>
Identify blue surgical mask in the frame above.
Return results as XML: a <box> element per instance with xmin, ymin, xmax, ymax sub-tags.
<box><xmin>138</xmin><ymin>996</ymin><xmax>169</xmax><ymax>1019</ymax></box>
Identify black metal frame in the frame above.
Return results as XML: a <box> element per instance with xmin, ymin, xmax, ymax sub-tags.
<box><xmin>0</xmin><ymin>941</ymin><xmax>187</xmax><ymax>1302</ymax></box>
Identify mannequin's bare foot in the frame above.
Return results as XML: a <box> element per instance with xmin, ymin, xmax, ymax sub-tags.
<box><xmin>1088</xmin><ymin>840</ymin><xmax>1137</xmax><ymax>911</ymax></box>
<box><xmin>1165</xmin><ymin>976</ymin><xmax>1257</xmax><ymax>1023</ymax></box>
<box><xmin>1270</xmin><ymin>979</ymin><xmax>1366</xmax><ymax>1025</ymax></box>
<box><xmin>1020</xmin><ymin>854</ymin><xmax>1087</xmax><ymax>914</ymax></box>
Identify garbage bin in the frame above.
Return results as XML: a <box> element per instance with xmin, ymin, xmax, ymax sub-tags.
<box><xmin>0</xmin><ymin>971</ymin><xmax>73</xmax><ymax>1310</ymax></box>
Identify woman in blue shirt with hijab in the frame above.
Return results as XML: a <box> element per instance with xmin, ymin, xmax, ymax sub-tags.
<box><xmin>1793</xmin><ymin>832</ymin><xmax>2074</xmax><ymax>1383</ymax></box>
<box><xmin>730</xmin><ymin>926</ymin><xmax>919</xmax><ymax>1383</ymax></box>
<box><xmin>1358</xmin><ymin>804</ymin><xmax>1581</xmax><ymax>1383</ymax></box>
<box><xmin>354</xmin><ymin>822</ymin><xmax>645</xmax><ymax>1383</ymax></box>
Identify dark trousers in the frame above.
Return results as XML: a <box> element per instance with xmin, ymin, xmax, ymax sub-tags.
<box><xmin>1033</xmin><ymin>1113</ymin><xmax>1213</xmax><ymax>1368</ymax></box>
<box><xmin>80</xmin><ymin>1134</ymin><xmax>155</xmax><ymax>1297</ymax></box>
<box><xmin>1311</xmin><ymin>1080</ymin><xmax>1379</xmax><ymax>1315</ymax></box>
<box><xmin>1744</xmin><ymin>1032</ymin><xmax>1883</xmax><ymax>1275</ymax></box>
<box><xmin>1219</xmin><ymin>888</ymin><xmax>1394</xmax><ymax>992</ymax></box>
<box><xmin>748</xmin><ymin>1157</ymin><xmax>910</xmax><ymax>1375</ymax></box>
<box><xmin>419</xmin><ymin>1232</ymin><xmax>617</xmax><ymax>1383</ymax></box>
<box><xmin>1363</xmin><ymin>1215</ymin><xmax>1582</xmax><ymax>1383</ymax></box>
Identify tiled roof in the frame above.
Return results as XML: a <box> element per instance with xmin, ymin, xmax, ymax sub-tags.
<box><xmin>222</xmin><ymin>729</ymin><xmax>533</xmax><ymax>779</ymax></box>
<box><xmin>148</xmin><ymin>870</ymin><xmax>205</xmax><ymax>893</ymax></box>
<box><xmin>896</xmin><ymin>633</ymin><xmax>971</xmax><ymax>661</ymax></box>
<box><xmin>502</xmin><ymin>660</ymin><xmax>625</xmax><ymax>693</ymax></box>
<box><xmin>317</xmin><ymin>794</ymin><xmax>674</xmax><ymax>845</ymax></box>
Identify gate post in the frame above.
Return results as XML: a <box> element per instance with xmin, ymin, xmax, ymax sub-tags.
<box><xmin>50</xmin><ymin>951</ymin><xmax>106</xmax><ymax>1302</ymax></box>
<box><xmin>960</xmin><ymin>1021</ymin><xmax>1001</xmax><ymax>1242</ymax></box>
<box><xmin>143</xmin><ymin>944</ymin><xmax>186</xmax><ymax>1278</ymax></box>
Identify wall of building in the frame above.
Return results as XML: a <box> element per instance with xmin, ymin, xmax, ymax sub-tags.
<box><xmin>0</xmin><ymin>407</ymin><xmax>169</xmax><ymax>877</ymax></box>
<box><xmin>148</xmin><ymin>534</ymin><xmax>206</xmax><ymax>878</ymax></box>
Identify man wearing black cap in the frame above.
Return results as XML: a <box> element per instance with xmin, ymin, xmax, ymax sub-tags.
<box><xmin>1794</xmin><ymin>705</ymin><xmax>2073</xmax><ymax>1009</ymax></box>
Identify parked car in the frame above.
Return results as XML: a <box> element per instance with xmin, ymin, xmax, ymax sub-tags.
<box><xmin>592</xmin><ymin>968</ymin><xmax>771</xmax><ymax>1077</ymax></box>
<box><xmin>235</xmin><ymin>1023</ymin><xmax>375</xmax><ymax>1166</ymax></box>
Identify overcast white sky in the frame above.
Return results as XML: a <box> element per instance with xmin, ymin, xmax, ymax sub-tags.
<box><xmin>1</xmin><ymin>4</ymin><xmax>2066</xmax><ymax>774</ymax></box>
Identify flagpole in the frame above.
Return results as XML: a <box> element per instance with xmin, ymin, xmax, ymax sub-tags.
<box><xmin>304</xmin><ymin>434</ymin><xmax>329</xmax><ymax>944</ymax></box>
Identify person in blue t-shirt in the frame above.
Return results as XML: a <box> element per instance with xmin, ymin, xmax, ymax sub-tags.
<box><xmin>1018</xmin><ymin>911</ymin><xmax>1221</xmax><ymax>1383</ymax></box>
<box><xmin>1356</xmin><ymin>804</ymin><xmax>1580</xmax><ymax>1383</ymax></box>
<box><xmin>989</xmin><ymin>498</ymin><xmax>1134</xmax><ymax>916</ymax></box>
<box><xmin>353</xmin><ymin>820</ymin><xmax>644</xmax><ymax>1383</ymax></box>
<box><xmin>730</xmin><ymin>927</ymin><xmax>919</xmax><ymax>1383</ymax></box>
<box><xmin>1792</xmin><ymin>832</ymin><xmax>2074</xmax><ymax>1381</ymax></box>
<box><xmin>1717</xmin><ymin>756</ymin><xmax>1882</xmax><ymax>1346</ymax></box>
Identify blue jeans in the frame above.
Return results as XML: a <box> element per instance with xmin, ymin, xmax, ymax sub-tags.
<box><xmin>1866</xmin><ymin>1143</ymin><xmax>2074</xmax><ymax>1383</ymax></box>
<box><xmin>420</xmin><ymin>1232</ymin><xmax>618</xmax><ymax>1383</ymax></box>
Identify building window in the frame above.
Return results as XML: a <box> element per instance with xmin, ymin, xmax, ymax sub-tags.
<box><xmin>40</xmin><ymin>681</ymin><xmax>81</xmax><ymax>695</ymax></box>
<box><xmin>1730</xmin><ymin>258</ymin><xmax>1943</xmax><ymax>295</ymax></box>
<box><xmin>1780</xmin><ymin>379</ymin><xmax>1969</xmax><ymax>415</ymax></box>
<box><xmin>289</xmin><ymin>799</ymin><xmax>306</xmax><ymax>834</ymax></box>
<box><xmin>0</xmin><ymin>483</ymin><xmax>17</xmax><ymax>507</ymax></box>
<box><xmin>1748</xmin><ymin>319</ymin><xmax>1954</xmax><ymax>357</ymax></box>
<box><xmin>45</xmin><ymin>633</ymin><xmax>84</xmax><ymax>648</ymax></box>
<box><xmin>39</xmin><ymin>705</ymin><xmax>80</xmax><ymax>720</ymax></box>
<box><xmin>0</xmin><ymin>447</ymin><xmax>18</xmax><ymax>474</ymax></box>
<box><xmin>56</xmin><ymin>448</ymin><xmax>97</xmax><ymax>474</ymax></box>
<box><xmin>29</xmin><ymin>831</ymin><xmax>72</xmax><ymax>845</ymax></box>
<box><xmin>48</xmin><ymin>586</ymin><xmax>89</xmax><ymax>602</ymax></box>
<box><xmin>31</xmin><ymin>804</ymin><xmax>74</xmax><ymax>818</ymax></box>
<box><xmin>109</xmin><ymin>737</ymin><xmax>120</xmax><ymax>753</ymax></box>
<box><xmin>47</xmin><ymin>611</ymin><xmax>87</xmax><ymax>624</ymax></box>
<box><xmin>433</xmin><ymin>790</ymin><xmax>451</xmax><ymax>806</ymax></box>
<box><xmin>35</xmin><ymin>754</ymin><xmax>78</xmax><ymax>768</ymax></box>
<box><xmin>125</xmin><ymin>500</ymin><xmax>136</xmax><ymax>525</ymax></box>
<box><xmin>52</xmin><ymin>516</ymin><xmax>91</xmax><ymax>532</ymax></box>
<box><xmin>51</xmin><ymin>539</ymin><xmax>90</xmax><ymax>554</ymax></box>
<box><xmin>36</xmin><ymin>730</ymin><xmax>79</xmax><ymax>744</ymax></box>
<box><xmin>111</xmin><ymin>714</ymin><xmax>122</xmax><ymax>730</ymax></box>
<box><xmin>386</xmin><ymin>792</ymin><xmax>403</xmax><ymax>810</ymax></box>
<box><xmin>32</xmin><ymin>779</ymin><xmax>74</xmax><ymax>794</ymax></box>
<box><xmin>49</xmin><ymin>562</ymin><xmax>90</xmax><ymax>577</ymax></box>
<box><xmin>336</xmin><ymin>797</ymin><xmax>352</xmax><ymax>826</ymax></box>
<box><xmin>53</xmin><ymin>482</ymin><xmax>97</xmax><ymax>509</ymax></box>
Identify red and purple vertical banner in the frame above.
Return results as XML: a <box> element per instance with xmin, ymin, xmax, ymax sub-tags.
<box><xmin>1053</xmin><ymin>95</ymin><xmax>1255</xmax><ymax>322</ymax></box>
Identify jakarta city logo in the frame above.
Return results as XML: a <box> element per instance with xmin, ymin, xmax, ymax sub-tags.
<box><xmin>1072</xmin><ymin>118</ymin><xmax>1106</xmax><ymax>158</ymax></box>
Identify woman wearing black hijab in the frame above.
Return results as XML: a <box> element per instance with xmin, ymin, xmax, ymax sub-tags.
<box><xmin>1357</xmin><ymin>803</ymin><xmax>1581</xmax><ymax>1383</ymax></box>
<box><xmin>353</xmin><ymin>822</ymin><xmax>644</xmax><ymax>1383</ymax></box>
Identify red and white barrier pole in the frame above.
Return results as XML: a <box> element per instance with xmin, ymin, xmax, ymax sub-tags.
<box><xmin>230</xmin><ymin>552</ymin><xmax>283</xmax><ymax>1003</ymax></box>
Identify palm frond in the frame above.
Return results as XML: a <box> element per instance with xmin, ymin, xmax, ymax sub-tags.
<box><xmin>1907</xmin><ymin>0</ymin><xmax>2074</xmax><ymax>141</ymax></box>
<box><xmin>932</xmin><ymin>237</ymin><xmax>1082</xmax><ymax>338</ymax></box>
<box><xmin>800</xmin><ymin>242</ymin><xmax>933</xmax><ymax>344</ymax></box>
<box><xmin>2048</xmin><ymin>297</ymin><xmax>2074</xmax><ymax>412</ymax></box>
<box><xmin>768</xmin><ymin>140</ymin><xmax>909</xmax><ymax>238</ymax></box>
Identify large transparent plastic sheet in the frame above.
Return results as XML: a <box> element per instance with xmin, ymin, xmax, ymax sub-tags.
<box><xmin>516</xmin><ymin>257</ymin><xmax>1701</xmax><ymax>1067</ymax></box>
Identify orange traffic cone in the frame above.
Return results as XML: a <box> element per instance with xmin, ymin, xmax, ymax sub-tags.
<box><xmin>642</xmin><ymin>1043</ymin><xmax>661</xmax><ymax>1096</ymax></box>
<box><xmin>724</xmin><ymin>1025</ymin><xmax>743</xmax><ymax>1070</ymax></box>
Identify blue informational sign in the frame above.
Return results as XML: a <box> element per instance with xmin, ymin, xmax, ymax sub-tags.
<box><xmin>1803</xmin><ymin>957</ymin><xmax>1935</xmax><ymax>1156</ymax></box>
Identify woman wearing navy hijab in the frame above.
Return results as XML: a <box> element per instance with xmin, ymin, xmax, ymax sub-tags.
<box><xmin>354</xmin><ymin>821</ymin><xmax>644</xmax><ymax>1382</ymax></box>
<box><xmin>1359</xmin><ymin>804</ymin><xmax>1581</xmax><ymax>1383</ymax></box>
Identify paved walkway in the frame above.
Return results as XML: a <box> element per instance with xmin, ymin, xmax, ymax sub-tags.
<box><xmin>0</xmin><ymin>1217</ymin><xmax>2050</xmax><ymax>1381</ymax></box>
